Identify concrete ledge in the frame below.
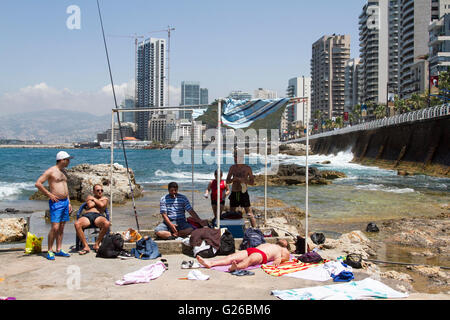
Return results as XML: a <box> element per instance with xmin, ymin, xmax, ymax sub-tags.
<box><xmin>122</xmin><ymin>229</ymin><xmax>293</xmax><ymax>256</ymax></box>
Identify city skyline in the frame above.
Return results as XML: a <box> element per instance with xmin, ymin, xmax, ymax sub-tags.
<box><xmin>0</xmin><ymin>0</ymin><xmax>366</xmax><ymax>116</ymax></box>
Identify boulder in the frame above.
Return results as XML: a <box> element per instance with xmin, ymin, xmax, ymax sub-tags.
<box><xmin>0</xmin><ymin>218</ymin><xmax>28</xmax><ymax>243</ymax></box>
<box><xmin>30</xmin><ymin>163</ymin><xmax>143</xmax><ymax>204</ymax></box>
<box><xmin>253</xmin><ymin>164</ymin><xmax>345</xmax><ymax>186</ymax></box>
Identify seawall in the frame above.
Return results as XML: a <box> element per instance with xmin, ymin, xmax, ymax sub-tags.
<box><xmin>309</xmin><ymin>115</ymin><xmax>450</xmax><ymax>177</ymax></box>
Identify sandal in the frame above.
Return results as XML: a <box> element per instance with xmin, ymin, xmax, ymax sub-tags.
<box><xmin>78</xmin><ymin>249</ymin><xmax>89</xmax><ymax>255</ymax></box>
<box><xmin>231</xmin><ymin>270</ymin><xmax>255</xmax><ymax>276</ymax></box>
<box><xmin>161</xmin><ymin>259</ymin><xmax>169</xmax><ymax>269</ymax></box>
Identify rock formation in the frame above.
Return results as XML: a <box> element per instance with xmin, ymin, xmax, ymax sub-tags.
<box><xmin>30</xmin><ymin>163</ymin><xmax>143</xmax><ymax>204</ymax></box>
<box><xmin>253</xmin><ymin>164</ymin><xmax>346</xmax><ymax>186</ymax></box>
<box><xmin>0</xmin><ymin>218</ymin><xmax>28</xmax><ymax>243</ymax></box>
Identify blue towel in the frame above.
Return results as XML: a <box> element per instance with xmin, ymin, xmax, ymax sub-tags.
<box><xmin>331</xmin><ymin>271</ymin><xmax>354</xmax><ymax>282</ymax></box>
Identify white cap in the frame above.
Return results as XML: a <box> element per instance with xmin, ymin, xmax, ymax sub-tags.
<box><xmin>56</xmin><ymin>151</ymin><xmax>73</xmax><ymax>161</ymax></box>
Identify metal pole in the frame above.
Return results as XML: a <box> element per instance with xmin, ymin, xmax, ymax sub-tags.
<box><xmin>217</xmin><ymin>100</ymin><xmax>222</xmax><ymax>230</ymax></box>
<box><xmin>264</xmin><ymin>138</ymin><xmax>268</xmax><ymax>223</ymax></box>
<box><xmin>110</xmin><ymin>111</ymin><xmax>114</xmax><ymax>227</ymax></box>
<box><xmin>305</xmin><ymin>107</ymin><xmax>309</xmax><ymax>253</ymax></box>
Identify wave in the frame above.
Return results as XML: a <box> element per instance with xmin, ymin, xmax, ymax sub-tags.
<box><xmin>355</xmin><ymin>184</ymin><xmax>415</xmax><ymax>194</ymax></box>
<box><xmin>152</xmin><ymin>169</ymin><xmax>214</xmax><ymax>182</ymax></box>
<box><xmin>0</xmin><ymin>181</ymin><xmax>35</xmax><ymax>199</ymax></box>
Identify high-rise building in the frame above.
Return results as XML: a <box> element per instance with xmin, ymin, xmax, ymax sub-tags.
<box><xmin>119</xmin><ymin>96</ymin><xmax>135</xmax><ymax>123</ymax></box>
<box><xmin>179</xmin><ymin>81</ymin><xmax>209</xmax><ymax>119</ymax></box>
<box><xmin>136</xmin><ymin>38</ymin><xmax>166</xmax><ymax>140</ymax></box>
<box><xmin>200</xmin><ymin>88</ymin><xmax>209</xmax><ymax>105</ymax></box>
<box><xmin>344</xmin><ymin>58</ymin><xmax>362</xmax><ymax>112</ymax></box>
<box><xmin>429</xmin><ymin>1</ymin><xmax>450</xmax><ymax>78</ymax></box>
<box><xmin>388</xmin><ymin>0</ymin><xmax>401</xmax><ymax>98</ymax></box>
<box><xmin>359</xmin><ymin>0</ymin><xmax>390</xmax><ymax>105</ymax></box>
<box><xmin>311</xmin><ymin>34</ymin><xmax>351</xmax><ymax>119</ymax></box>
<box><xmin>253</xmin><ymin>88</ymin><xmax>278</xmax><ymax>100</ymax></box>
<box><xmin>285</xmin><ymin>77</ymin><xmax>311</xmax><ymax>125</ymax></box>
<box><xmin>398</xmin><ymin>0</ymin><xmax>433</xmax><ymax>98</ymax></box>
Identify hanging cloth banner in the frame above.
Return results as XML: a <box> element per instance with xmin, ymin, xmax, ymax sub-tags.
<box><xmin>221</xmin><ymin>98</ymin><xmax>291</xmax><ymax>129</ymax></box>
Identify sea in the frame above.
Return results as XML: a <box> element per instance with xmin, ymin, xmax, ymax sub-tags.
<box><xmin>0</xmin><ymin>147</ymin><xmax>449</xmax><ymax>244</ymax></box>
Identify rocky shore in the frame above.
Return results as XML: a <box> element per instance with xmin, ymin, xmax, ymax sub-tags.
<box><xmin>253</xmin><ymin>164</ymin><xmax>346</xmax><ymax>186</ymax></box>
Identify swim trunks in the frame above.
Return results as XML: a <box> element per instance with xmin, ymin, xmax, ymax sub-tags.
<box><xmin>82</xmin><ymin>211</ymin><xmax>104</xmax><ymax>228</ymax></box>
<box><xmin>229</xmin><ymin>191</ymin><xmax>251</xmax><ymax>208</ymax></box>
<box><xmin>246</xmin><ymin>247</ymin><xmax>267</xmax><ymax>264</ymax></box>
<box><xmin>48</xmin><ymin>198</ymin><xmax>70</xmax><ymax>223</ymax></box>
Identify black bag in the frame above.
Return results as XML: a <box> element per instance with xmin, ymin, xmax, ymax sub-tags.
<box><xmin>96</xmin><ymin>233</ymin><xmax>124</xmax><ymax>259</ymax></box>
<box><xmin>217</xmin><ymin>229</ymin><xmax>235</xmax><ymax>256</ymax></box>
<box><xmin>344</xmin><ymin>253</ymin><xmax>363</xmax><ymax>269</ymax></box>
<box><xmin>366</xmin><ymin>222</ymin><xmax>379</xmax><ymax>232</ymax></box>
<box><xmin>239</xmin><ymin>228</ymin><xmax>265</xmax><ymax>250</ymax></box>
<box><xmin>311</xmin><ymin>232</ymin><xmax>326</xmax><ymax>245</ymax></box>
<box><xmin>197</xmin><ymin>247</ymin><xmax>217</xmax><ymax>258</ymax></box>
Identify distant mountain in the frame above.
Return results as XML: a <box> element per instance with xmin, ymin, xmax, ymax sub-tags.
<box><xmin>0</xmin><ymin>109</ymin><xmax>111</xmax><ymax>143</ymax></box>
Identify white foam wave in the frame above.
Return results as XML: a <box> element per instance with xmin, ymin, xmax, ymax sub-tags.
<box><xmin>355</xmin><ymin>184</ymin><xmax>415</xmax><ymax>194</ymax></box>
<box><xmin>0</xmin><ymin>181</ymin><xmax>35</xmax><ymax>199</ymax></box>
<box><xmin>153</xmin><ymin>170</ymin><xmax>214</xmax><ymax>182</ymax></box>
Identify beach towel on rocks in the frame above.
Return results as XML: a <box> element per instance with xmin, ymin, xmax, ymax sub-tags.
<box><xmin>271</xmin><ymin>277</ymin><xmax>409</xmax><ymax>300</ymax></box>
<box><xmin>115</xmin><ymin>261</ymin><xmax>166</xmax><ymax>286</ymax></box>
<box><xmin>262</xmin><ymin>259</ymin><xmax>329</xmax><ymax>277</ymax></box>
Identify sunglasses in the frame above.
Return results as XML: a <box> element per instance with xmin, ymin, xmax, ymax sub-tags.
<box><xmin>95</xmin><ymin>189</ymin><xmax>104</xmax><ymax>192</ymax></box>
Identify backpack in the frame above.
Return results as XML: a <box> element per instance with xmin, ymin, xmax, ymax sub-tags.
<box><xmin>239</xmin><ymin>228</ymin><xmax>265</xmax><ymax>250</ymax></box>
<box><xmin>217</xmin><ymin>229</ymin><xmax>235</xmax><ymax>256</ymax></box>
<box><xmin>96</xmin><ymin>233</ymin><xmax>124</xmax><ymax>259</ymax></box>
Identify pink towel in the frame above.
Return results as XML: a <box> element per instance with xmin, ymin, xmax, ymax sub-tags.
<box><xmin>115</xmin><ymin>261</ymin><xmax>166</xmax><ymax>285</ymax></box>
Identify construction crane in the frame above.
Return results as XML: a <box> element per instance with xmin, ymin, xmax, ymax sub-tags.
<box><xmin>147</xmin><ymin>26</ymin><xmax>175</xmax><ymax>107</ymax></box>
<box><xmin>108</xmin><ymin>33</ymin><xmax>145</xmax><ymax>113</ymax></box>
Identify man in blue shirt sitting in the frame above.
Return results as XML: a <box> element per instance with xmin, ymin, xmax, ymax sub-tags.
<box><xmin>155</xmin><ymin>182</ymin><xmax>208</xmax><ymax>240</ymax></box>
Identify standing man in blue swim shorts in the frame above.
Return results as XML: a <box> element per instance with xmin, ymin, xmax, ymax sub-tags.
<box><xmin>35</xmin><ymin>151</ymin><xmax>74</xmax><ymax>260</ymax></box>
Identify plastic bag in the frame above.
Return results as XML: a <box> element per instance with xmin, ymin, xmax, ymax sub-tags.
<box><xmin>25</xmin><ymin>232</ymin><xmax>43</xmax><ymax>254</ymax></box>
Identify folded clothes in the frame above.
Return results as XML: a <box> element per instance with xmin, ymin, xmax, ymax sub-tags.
<box><xmin>331</xmin><ymin>271</ymin><xmax>354</xmax><ymax>282</ymax></box>
<box><xmin>187</xmin><ymin>270</ymin><xmax>210</xmax><ymax>281</ymax></box>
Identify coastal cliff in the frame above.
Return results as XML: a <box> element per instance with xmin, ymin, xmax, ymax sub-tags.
<box><xmin>309</xmin><ymin>116</ymin><xmax>450</xmax><ymax>177</ymax></box>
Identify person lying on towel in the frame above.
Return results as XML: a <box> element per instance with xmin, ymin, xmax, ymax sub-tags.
<box><xmin>196</xmin><ymin>240</ymin><xmax>291</xmax><ymax>272</ymax></box>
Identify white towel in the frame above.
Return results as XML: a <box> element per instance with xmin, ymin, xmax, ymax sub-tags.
<box><xmin>115</xmin><ymin>261</ymin><xmax>166</xmax><ymax>286</ymax></box>
<box><xmin>272</xmin><ymin>277</ymin><xmax>409</xmax><ymax>300</ymax></box>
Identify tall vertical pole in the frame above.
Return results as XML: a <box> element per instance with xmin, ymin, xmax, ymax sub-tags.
<box><xmin>191</xmin><ymin>118</ymin><xmax>195</xmax><ymax>206</ymax></box>
<box><xmin>264</xmin><ymin>138</ymin><xmax>268</xmax><ymax>223</ymax></box>
<box><xmin>305</xmin><ymin>106</ymin><xmax>309</xmax><ymax>253</ymax></box>
<box><xmin>110</xmin><ymin>111</ymin><xmax>114</xmax><ymax>227</ymax></box>
<box><xmin>217</xmin><ymin>100</ymin><xmax>222</xmax><ymax>230</ymax></box>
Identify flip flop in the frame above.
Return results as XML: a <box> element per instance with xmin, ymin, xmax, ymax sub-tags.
<box><xmin>79</xmin><ymin>249</ymin><xmax>89</xmax><ymax>255</ymax></box>
<box><xmin>231</xmin><ymin>270</ymin><xmax>255</xmax><ymax>276</ymax></box>
<box><xmin>161</xmin><ymin>259</ymin><xmax>169</xmax><ymax>269</ymax></box>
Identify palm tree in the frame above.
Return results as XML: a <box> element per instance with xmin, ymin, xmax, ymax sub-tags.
<box><xmin>374</xmin><ymin>104</ymin><xmax>386</xmax><ymax>119</ymax></box>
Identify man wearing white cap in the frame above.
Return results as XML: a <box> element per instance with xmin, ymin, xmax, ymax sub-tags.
<box><xmin>35</xmin><ymin>151</ymin><xmax>74</xmax><ymax>260</ymax></box>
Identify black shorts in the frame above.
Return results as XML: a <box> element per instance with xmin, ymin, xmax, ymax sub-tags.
<box><xmin>229</xmin><ymin>191</ymin><xmax>251</xmax><ymax>208</ymax></box>
<box><xmin>82</xmin><ymin>212</ymin><xmax>104</xmax><ymax>228</ymax></box>
<box><xmin>211</xmin><ymin>199</ymin><xmax>225</xmax><ymax>206</ymax></box>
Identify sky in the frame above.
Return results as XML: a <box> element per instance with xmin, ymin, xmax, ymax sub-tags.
<box><xmin>0</xmin><ymin>0</ymin><xmax>367</xmax><ymax>116</ymax></box>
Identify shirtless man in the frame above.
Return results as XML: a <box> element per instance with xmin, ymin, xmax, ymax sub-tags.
<box><xmin>226</xmin><ymin>150</ymin><xmax>257</xmax><ymax>227</ymax></box>
<box><xmin>197</xmin><ymin>240</ymin><xmax>291</xmax><ymax>272</ymax></box>
<box><xmin>35</xmin><ymin>151</ymin><xmax>74</xmax><ymax>260</ymax></box>
<box><xmin>74</xmin><ymin>184</ymin><xmax>110</xmax><ymax>255</ymax></box>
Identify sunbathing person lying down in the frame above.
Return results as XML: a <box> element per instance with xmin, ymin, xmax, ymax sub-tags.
<box><xmin>196</xmin><ymin>240</ymin><xmax>291</xmax><ymax>272</ymax></box>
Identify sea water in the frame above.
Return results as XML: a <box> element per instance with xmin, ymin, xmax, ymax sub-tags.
<box><xmin>0</xmin><ymin>148</ymin><xmax>449</xmax><ymax>242</ymax></box>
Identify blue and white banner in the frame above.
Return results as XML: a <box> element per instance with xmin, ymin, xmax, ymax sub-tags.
<box><xmin>221</xmin><ymin>98</ymin><xmax>291</xmax><ymax>129</ymax></box>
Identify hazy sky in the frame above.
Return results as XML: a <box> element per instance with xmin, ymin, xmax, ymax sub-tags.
<box><xmin>0</xmin><ymin>0</ymin><xmax>366</xmax><ymax>115</ymax></box>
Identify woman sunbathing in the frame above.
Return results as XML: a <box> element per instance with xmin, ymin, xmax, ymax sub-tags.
<box><xmin>196</xmin><ymin>240</ymin><xmax>291</xmax><ymax>272</ymax></box>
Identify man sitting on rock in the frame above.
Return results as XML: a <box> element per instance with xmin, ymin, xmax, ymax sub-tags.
<box><xmin>196</xmin><ymin>240</ymin><xmax>291</xmax><ymax>272</ymax></box>
<box><xmin>155</xmin><ymin>182</ymin><xmax>208</xmax><ymax>240</ymax></box>
<box><xmin>74</xmin><ymin>184</ymin><xmax>110</xmax><ymax>254</ymax></box>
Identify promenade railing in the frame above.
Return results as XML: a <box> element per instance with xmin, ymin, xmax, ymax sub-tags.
<box><xmin>284</xmin><ymin>104</ymin><xmax>449</xmax><ymax>144</ymax></box>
